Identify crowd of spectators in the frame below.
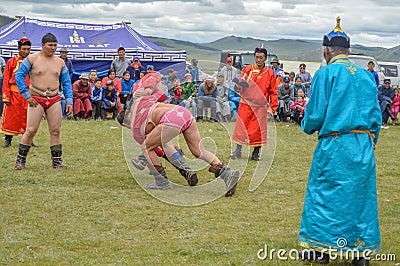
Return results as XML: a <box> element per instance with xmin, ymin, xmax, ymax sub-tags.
<box><xmin>14</xmin><ymin>46</ymin><xmax>397</xmax><ymax>128</ymax></box>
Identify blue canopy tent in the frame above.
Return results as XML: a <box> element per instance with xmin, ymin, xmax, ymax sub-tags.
<box><xmin>0</xmin><ymin>17</ymin><xmax>186</xmax><ymax>82</ymax></box>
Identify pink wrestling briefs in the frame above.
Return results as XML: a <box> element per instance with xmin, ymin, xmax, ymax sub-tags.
<box><xmin>159</xmin><ymin>106</ymin><xmax>194</xmax><ymax>133</ymax></box>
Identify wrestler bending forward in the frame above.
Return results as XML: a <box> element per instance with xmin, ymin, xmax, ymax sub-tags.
<box><xmin>126</xmin><ymin>72</ymin><xmax>239</xmax><ymax>196</ymax></box>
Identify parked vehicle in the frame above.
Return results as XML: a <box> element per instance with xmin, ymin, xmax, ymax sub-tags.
<box><xmin>347</xmin><ymin>54</ymin><xmax>385</xmax><ymax>85</ymax></box>
<box><xmin>220</xmin><ymin>50</ymin><xmax>280</xmax><ymax>70</ymax></box>
<box><xmin>379</xmin><ymin>61</ymin><xmax>400</xmax><ymax>88</ymax></box>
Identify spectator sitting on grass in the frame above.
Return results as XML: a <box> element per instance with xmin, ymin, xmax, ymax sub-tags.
<box><xmin>170</xmin><ymin>77</ymin><xmax>183</xmax><ymax>105</ymax></box>
<box><xmin>72</xmin><ymin>73</ymin><xmax>92</xmax><ymax>120</ymax></box>
<box><xmin>290</xmin><ymin>95</ymin><xmax>307</xmax><ymax>125</ymax></box>
<box><xmin>102</xmin><ymin>80</ymin><xmax>118</xmax><ymax>119</ymax></box>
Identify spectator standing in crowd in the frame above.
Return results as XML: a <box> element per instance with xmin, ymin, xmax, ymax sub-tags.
<box><xmin>295</xmin><ymin>63</ymin><xmax>313</xmax><ymax>94</ymax></box>
<box><xmin>230</xmin><ymin>47</ymin><xmax>278</xmax><ymax>161</ymax></box>
<box><xmin>215</xmin><ymin>72</ymin><xmax>231</xmax><ymax>122</ymax></box>
<box><xmin>127</xmin><ymin>56</ymin><xmax>145</xmax><ymax>82</ymax></box>
<box><xmin>88</xmin><ymin>69</ymin><xmax>98</xmax><ymax>88</ymax></box>
<box><xmin>270</xmin><ymin>58</ymin><xmax>283</xmax><ymax>76</ymax></box>
<box><xmin>72</xmin><ymin>73</ymin><xmax>92</xmax><ymax>120</ymax></box>
<box><xmin>59</xmin><ymin>46</ymin><xmax>74</xmax><ymax>79</ymax></box>
<box><xmin>102</xmin><ymin>69</ymin><xmax>122</xmax><ymax>112</ymax></box>
<box><xmin>120</xmin><ymin>70</ymin><xmax>134</xmax><ymax>109</ymax></box>
<box><xmin>102</xmin><ymin>80</ymin><xmax>118</xmax><ymax>119</ymax></box>
<box><xmin>180</xmin><ymin>73</ymin><xmax>197</xmax><ymax>117</ymax></box>
<box><xmin>367</xmin><ymin>60</ymin><xmax>380</xmax><ymax>86</ymax></box>
<box><xmin>0</xmin><ymin>56</ymin><xmax>7</xmax><ymax>118</ymax></box>
<box><xmin>297</xmin><ymin>18</ymin><xmax>382</xmax><ymax>265</ymax></box>
<box><xmin>110</xmin><ymin>47</ymin><xmax>131</xmax><ymax>78</ymax></box>
<box><xmin>220</xmin><ymin>57</ymin><xmax>240</xmax><ymax>88</ymax></box>
<box><xmin>378</xmin><ymin>79</ymin><xmax>395</xmax><ymax>127</ymax></box>
<box><xmin>391</xmin><ymin>88</ymin><xmax>400</xmax><ymax>125</ymax></box>
<box><xmin>189</xmin><ymin>59</ymin><xmax>199</xmax><ymax>84</ymax></box>
<box><xmin>277</xmin><ymin>76</ymin><xmax>294</xmax><ymax>122</ymax></box>
<box><xmin>290</xmin><ymin>95</ymin><xmax>306</xmax><ymax>125</ymax></box>
<box><xmin>15</xmin><ymin>33</ymin><xmax>73</xmax><ymax>169</ymax></box>
<box><xmin>1</xmin><ymin>37</ymin><xmax>32</xmax><ymax>148</ymax></box>
<box><xmin>292</xmin><ymin>76</ymin><xmax>306</xmax><ymax>100</ymax></box>
<box><xmin>228</xmin><ymin>84</ymin><xmax>240</xmax><ymax>120</ymax></box>
<box><xmin>90</xmin><ymin>78</ymin><xmax>103</xmax><ymax>121</ymax></box>
<box><xmin>196</xmin><ymin>76</ymin><xmax>217</xmax><ymax>122</ymax></box>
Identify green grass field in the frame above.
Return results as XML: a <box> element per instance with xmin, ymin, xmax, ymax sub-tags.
<box><xmin>0</xmin><ymin>119</ymin><xmax>399</xmax><ymax>265</ymax></box>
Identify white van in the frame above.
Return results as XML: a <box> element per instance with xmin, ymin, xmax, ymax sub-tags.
<box><xmin>379</xmin><ymin>61</ymin><xmax>400</xmax><ymax>88</ymax></box>
<box><xmin>348</xmin><ymin>55</ymin><xmax>385</xmax><ymax>85</ymax></box>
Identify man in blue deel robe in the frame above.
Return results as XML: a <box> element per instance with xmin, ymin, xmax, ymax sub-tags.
<box><xmin>297</xmin><ymin>17</ymin><xmax>382</xmax><ymax>266</ymax></box>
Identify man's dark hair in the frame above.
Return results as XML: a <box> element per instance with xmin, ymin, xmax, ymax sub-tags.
<box><xmin>42</xmin><ymin>33</ymin><xmax>57</xmax><ymax>44</ymax></box>
<box><xmin>118</xmin><ymin>47</ymin><xmax>125</xmax><ymax>52</ymax></box>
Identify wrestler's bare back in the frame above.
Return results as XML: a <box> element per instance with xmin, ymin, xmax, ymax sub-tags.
<box><xmin>27</xmin><ymin>51</ymin><xmax>65</xmax><ymax>97</ymax></box>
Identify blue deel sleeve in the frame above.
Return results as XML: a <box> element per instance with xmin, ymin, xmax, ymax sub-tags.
<box><xmin>16</xmin><ymin>58</ymin><xmax>32</xmax><ymax>100</ymax></box>
<box><xmin>60</xmin><ymin>65</ymin><xmax>73</xmax><ymax>105</ymax></box>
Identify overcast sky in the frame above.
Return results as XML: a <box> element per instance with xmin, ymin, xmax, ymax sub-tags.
<box><xmin>1</xmin><ymin>0</ymin><xmax>399</xmax><ymax>48</ymax></box>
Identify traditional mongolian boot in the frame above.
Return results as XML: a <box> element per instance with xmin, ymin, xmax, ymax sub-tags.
<box><xmin>168</xmin><ymin>151</ymin><xmax>198</xmax><ymax>186</ymax></box>
<box><xmin>298</xmin><ymin>250</ymin><xmax>330</xmax><ymax>264</ymax></box>
<box><xmin>209</xmin><ymin>162</ymin><xmax>239</xmax><ymax>197</ymax></box>
<box><xmin>3</xmin><ymin>135</ymin><xmax>12</xmax><ymax>148</ymax></box>
<box><xmin>131</xmin><ymin>153</ymin><xmax>148</xmax><ymax>171</ymax></box>
<box><xmin>15</xmin><ymin>143</ymin><xmax>31</xmax><ymax>170</ymax></box>
<box><xmin>352</xmin><ymin>257</ymin><xmax>370</xmax><ymax>266</ymax></box>
<box><xmin>50</xmin><ymin>144</ymin><xmax>65</xmax><ymax>168</ymax></box>
<box><xmin>145</xmin><ymin>165</ymin><xmax>170</xmax><ymax>190</ymax></box>
<box><xmin>229</xmin><ymin>144</ymin><xmax>242</xmax><ymax>159</ymax></box>
<box><xmin>251</xmin><ymin>146</ymin><xmax>261</xmax><ymax>161</ymax></box>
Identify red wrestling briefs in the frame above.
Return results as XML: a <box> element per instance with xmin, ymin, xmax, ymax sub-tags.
<box><xmin>32</xmin><ymin>95</ymin><xmax>61</xmax><ymax>110</ymax></box>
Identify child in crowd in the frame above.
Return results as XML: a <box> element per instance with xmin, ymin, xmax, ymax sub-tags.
<box><xmin>102</xmin><ymin>80</ymin><xmax>118</xmax><ymax>119</ymax></box>
<box><xmin>290</xmin><ymin>95</ymin><xmax>307</xmax><ymax>125</ymax></box>
<box><xmin>170</xmin><ymin>77</ymin><xmax>183</xmax><ymax>105</ymax></box>
<box><xmin>293</xmin><ymin>76</ymin><xmax>306</xmax><ymax>100</ymax></box>
<box><xmin>391</xmin><ymin>88</ymin><xmax>400</xmax><ymax>125</ymax></box>
<box><xmin>120</xmin><ymin>70</ymin><xmax>134</xmax><ymax>109</ymax></box>
<box><xmin>90</xmin><ymin>78</ymin><xmax>104</xmax><ymax>120</ymax></box>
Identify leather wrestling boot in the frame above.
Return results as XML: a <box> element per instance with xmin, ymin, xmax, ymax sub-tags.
<box><xmin>131</xmin><ymin>153</ymin><xmax>148</xmax><ymax>171</ymax></box>
<box><xmin>209</xmin><ymin>162</ymin><xmax>239</xmax><ymax>197</ymax></box>
<box><xmin>51</xmin><ymin>144</ymin><xmax>66</xmax><ymax>168</ymax></box>
<box><xmin>15</xmin><ymin>143</ymin><xmax>31</xmax><ymax>170</ymax></box>
<box><xmin>251</xmin><ymin>146</ymin><xmax>261</xmax><ymax>161</ymax></box>
<box><xmin>3</xmin><ymin>135</ymin><xmax>12</xmax><ymax>148</ymax></box>
<box><xmin>298</xmin><ymin>250</ymin><xmax>330</xmax><ymax>264</ymax></box>
<box><xmin>230</xmin><ymin>144</ymin><xmax>242</xmax><ymax>159</ymax></box>
<box><xmin>352</xmin><ymin>257</ymin><xmax>370</xmax><ymax>266</ymax></box>
<box><xmin>168</xmin><ymin>153</ymin><xmax>198</xmax><ymax>186</ymax></box>
<box><xmin>145</xmin><ymin>165</ymin><xmax>170</xmax><ymax>190</ymax></box>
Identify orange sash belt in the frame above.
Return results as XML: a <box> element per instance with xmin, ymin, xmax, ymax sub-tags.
<box><xmin>319</xmin><ymin>129</ymin><xmax>376</xmax><ymax>149</ymax></box>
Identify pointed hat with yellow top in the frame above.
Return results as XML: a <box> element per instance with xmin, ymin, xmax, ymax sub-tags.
<box><xmin>323</xmin><ymin>17</ymin><xmax>350</xmax><ymax>48</ymax></box>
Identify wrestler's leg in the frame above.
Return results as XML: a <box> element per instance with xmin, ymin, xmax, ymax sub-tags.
<box><xmin>46</xmin><ymin>102</ymin><xmax>62</xmax><ymax>146</ymax></box>
<box><xmin>182</xmin><ymin>120</ymin><xmax>218</xmax><ymax>165</ymax></box>
<box><xmin>141</xmin><ymin>126</ymin><xmax>170</xmax><ymax>189</ymax></box>
<box><xmin>16</xmin><ymin>104</ymin><xmax>44</xmax><ymax>169</ymax></box>
<box><xmin>21</xmin><ymin>104</ymin><xmax>45</xmax><ymax>145</ymax></box>
<box><xmin>183</xmin><ymin>120</ymin><xmax>239</xmax><ymax>196</ymax></box>
<box><xmin>46</xmin><ymin>102</ymin><xmax>65</xmax><ymax>168</ymax></box>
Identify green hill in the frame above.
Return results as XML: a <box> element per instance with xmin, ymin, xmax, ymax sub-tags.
<box><xmin>1</xmin><ymin>15</ymin><xmax>398</xmax><ymax>62</ymax></box>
